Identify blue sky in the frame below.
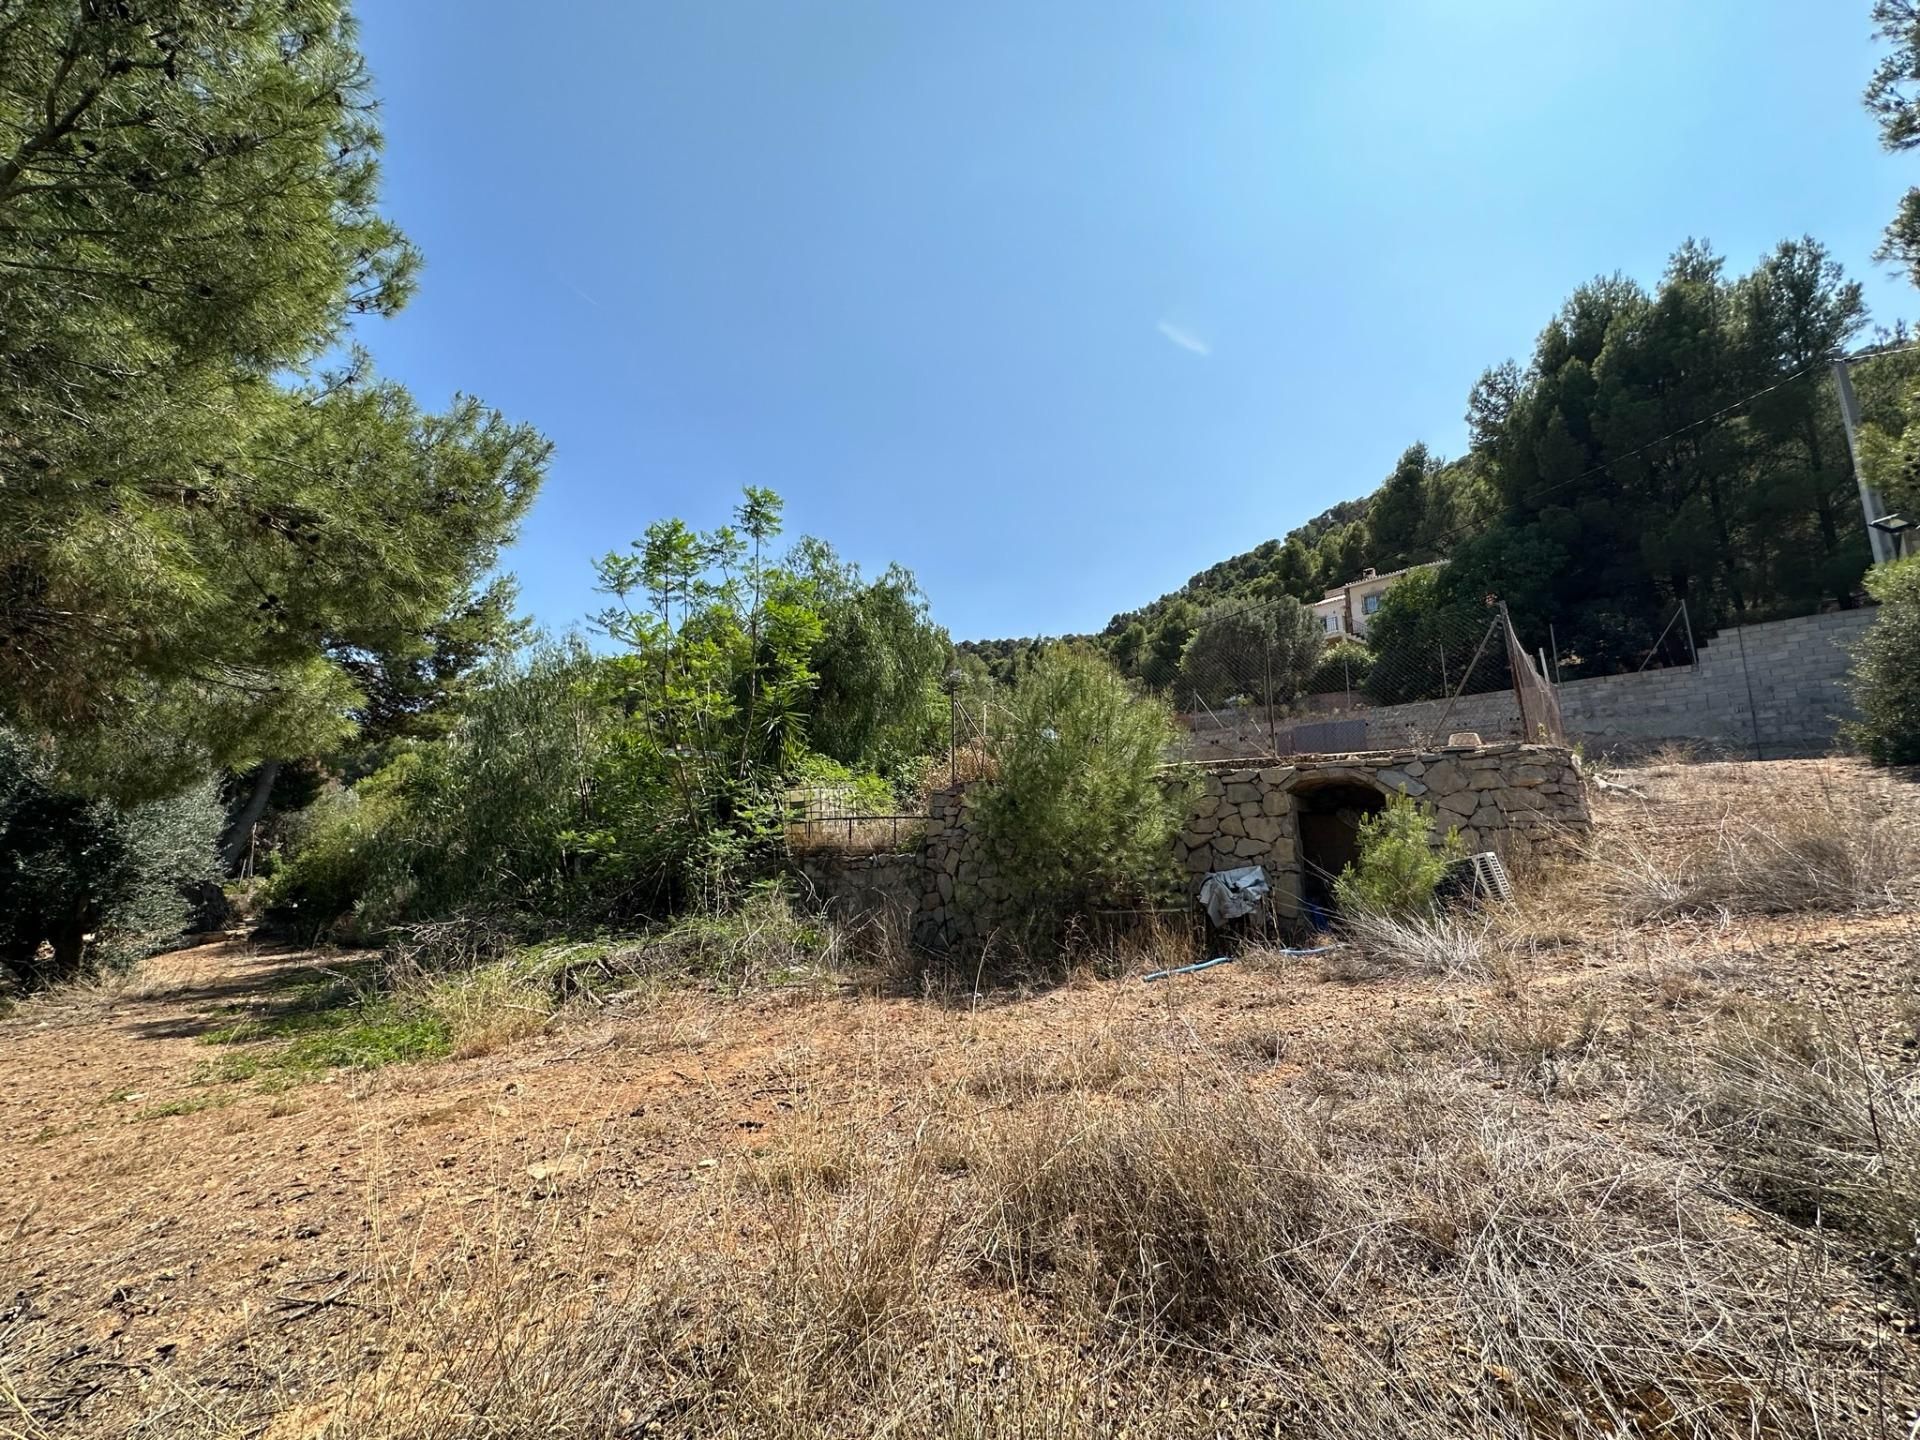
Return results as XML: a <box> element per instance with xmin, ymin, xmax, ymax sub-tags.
<box><xmin>353</xmin><ymin>2</ymin><xmax>1915</xmax><ymax>642</ymax></box>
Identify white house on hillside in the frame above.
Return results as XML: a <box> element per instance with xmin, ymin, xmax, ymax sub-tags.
<box><xmin>1309</xmin><ymin>561</ymin><xmax>1444</xmax><ymax>641</ymax></box>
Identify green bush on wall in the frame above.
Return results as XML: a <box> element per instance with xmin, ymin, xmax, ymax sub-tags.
<box><xmin>1307</xmin><ymin>639</ymin><xmax>1374</xmax><ymax>696</ymax></box>
<box><xmin>1847</xmin><ymin>558</ymin><xmax>1920</xmax><ymax>765</ymax></box>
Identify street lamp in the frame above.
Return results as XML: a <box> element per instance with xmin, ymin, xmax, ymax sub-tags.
<box><xmin>1869</xmin><ymin>513</ymin><xmax>1915</xmax><ymax>560</ymax></box>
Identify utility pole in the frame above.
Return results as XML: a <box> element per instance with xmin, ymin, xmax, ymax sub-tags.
<box><xmin>1832</xmin><ymin>357</ymin><xmax>1898</xmax><ymax>567</ymax></box>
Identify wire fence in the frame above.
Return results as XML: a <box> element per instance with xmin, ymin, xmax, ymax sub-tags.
<box><xmin>1145</xmin><ymin>592</ymin><xmax>1567</xmax><ymax>761</ymax></box>
<box><xmin>787</xmin><ymin>587</ymin><xmax>1848</xmax><ymax>844</ymax></box>
<box><xmin>1148</xmin><ymin>584</ymin><xmax>1884</xmax><ymax>764</ymax></box>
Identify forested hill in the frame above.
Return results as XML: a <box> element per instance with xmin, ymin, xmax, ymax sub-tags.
<box><xmin>958</xmin><ymin>448</ymin><xmax>1481</xmax><ymax>683</ymax></box>
<box><xmin>964</xmin><ymin>235</ymin><xmax>1920</xmax><ymax>692</ymax></box>
<box><xmin>1105</xmin><ymin>497</ymin><xmax>1372</xmax><ymax>631</ymax></box>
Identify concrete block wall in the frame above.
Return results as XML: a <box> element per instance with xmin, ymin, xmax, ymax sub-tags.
<box><xmin>1346</xmin><ymin>609</ymin><xmax>1874</xmax><ymax>754</ymax></box>
<box><xmin>1354</xmin><ymin>689</ymin><xmax>1524</xmax><ymax>749</ymax></box>
<box><xmin>1556</xmin><ymin>608</ymin><xmax>1873</xmax><ymax>753</ymax></box>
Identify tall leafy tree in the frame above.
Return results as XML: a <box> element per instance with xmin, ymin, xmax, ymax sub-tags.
<box><xmin>1867</xmin><ymin>0</ymin><xmax>1920</xmax><ymax>287</ymax></box>
<box><xmin>594</xmin><ymin>489</ymin><xmax>833</xmax><ymax>905</ymax></box>
<box><xmin>0</xmin><ymin>1</ymin><xmax>547</xmax><ymax>794</ymax></box>
<box><xmin>1464</xmin><ymin>238</ymin><xmax>1874</xmax><ymax>666</ymax></box>
<box><xmin>1367</xmin><ymin>444</ymin><xmax>1437</xmax><ymax>568</ymax></box>
<box><xmin>1018</xmin><ymin>236</ymin><xmax>1876</xmax><ymax>690</ymax></box>
<box><xmin>1728</xmin><ymin>238</ymin><xmax>1871</xmax><ymax>610</ymax></box>
<box><xmin>796</xmin><ymin>542</ymin><xmax>949</xmax><ymax>778</ymax></box>
<box><xmin>1176</xmin><ymin>598</ymin><xmax>1320</xmax><ymax>708</ymax></box>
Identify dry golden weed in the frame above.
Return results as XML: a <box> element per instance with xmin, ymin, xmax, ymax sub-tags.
<box><xmin>8</xmin><ymin>758</ymin><xmax>1920</xmax><ymax>1439</ymax></box>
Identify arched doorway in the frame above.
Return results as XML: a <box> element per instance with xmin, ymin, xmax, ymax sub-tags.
<box><xmin>1295</xmin><ymin>780</ymin><xmax>1386</xmax><ymax>917</ymax></box>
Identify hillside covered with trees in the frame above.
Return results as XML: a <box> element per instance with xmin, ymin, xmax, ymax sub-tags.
<box><xmin>963</xmin><ymin>236</ymin><xmax>1920</xmax><ymax>695</ymax></box>
<box><xmin>6</xmin><ymin>0</ymin><xmax>1920</xmax><ymax>991</ymax></box>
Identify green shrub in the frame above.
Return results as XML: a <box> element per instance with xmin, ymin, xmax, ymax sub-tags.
<box><xmin>1177</xmin><ymin>599</ymin><xmax>1321</xmax><ymax>709</ymax></box>
<box><xmin>974</xmin><ymin>647</ymin><xmax>1188</xmax><ymax>940</ymax></box>
<box><xmin>262</xmin><ymin>642</ymin><xmax>612</xmax><ymax>941</ymax></box>
<box><xmin>262</xmin><ymin>777</ymin><xmax>403</xmax><ymax>941</ymax></box>
<box><xmin>1306</xmin><ymin>638</ymin><xmax>1373</xmax><ymax>696</ymax></box>
<box><xmin>1333</xmin><ymin>792</ymin><xmax>1465</xmax><ymax>918</ymax></box>
<box><xmin>788</xmin><ymin>753</ymin><xmax>898</xmax><ymax>814</ymax></box>
<box><xmin>0</xmin><ymin>731</ymin><xmax>222</xmax><ymax>984</ymax></box>
<box><xmin>392</xmin><ymin>642</ymin><xmax>609</xmax><ymax>921</ymax></box>
<box><xmin>267</xmin><ymin>640</ymin><xmax>819</xmax><ymax>942</ymax></box>
<box><xmin>1846</xmin><ymin>557</ymin><xmax>1920</xmax><ymax>764</ymax></box>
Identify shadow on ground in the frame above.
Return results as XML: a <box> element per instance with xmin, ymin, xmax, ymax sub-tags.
<box><xmin>112</xmin><ymin>944</ymin><xmax>380</xmax><ymax>1043</ymax></box>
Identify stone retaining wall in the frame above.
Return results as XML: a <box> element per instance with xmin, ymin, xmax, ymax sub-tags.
<box><xmin>918</xmin><ymin>786</ymin><xmax>1013</xmax><ymax>949</ymax></box>
<box><xmin>795</xmin><ymin>743</ymin><xmax>1590</xmax><ymax>951</ymax></box>
<box><xmin>793</xmin><ymin>851</ymin><xmax>922</xmax><ymax>922</ymax></box>
<box><xmin>1172</xmin><ymin>744</ymin><xmax>1585</xmax><ymax>920</ymax></box>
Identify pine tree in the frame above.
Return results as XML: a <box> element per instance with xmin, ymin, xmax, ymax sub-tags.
<box><xmin>0</xmin><ymin>2</ymin><xmax>548</xmax><ymax>794</ymax></box>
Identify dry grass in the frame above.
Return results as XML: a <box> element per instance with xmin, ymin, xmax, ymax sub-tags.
<box><xmin>401</xmin><ymin>962</ymin><xmax>557</xmax><ymax>1059</ymax></box>
<box><xmin>1589</xmin><ymin>794</ymin><xmax>1914</xmax><ymax>922</ymax></box>
<box><xmin>963</xmin><ymin>1021</ymin><xmax>1146</xmax><ymax>1099</ymax></box>
<box><xmin>8</xmin><ymin>756</ymin><xmax>1920</xmax><ymax>1439</ymax></box>
<box><xmin>1333</xmin><ymin>908</ymin><xmax>1501</xmax><ymax>979</ymax></box>
<box><xmin>1467</xmin><ymin>987</ymin><xmax>1622</xmax><ymax>1099</ymax></box>
<box><xmin>739</xmin><ymin>1121</ymin><xmax>861</xmax><ymax>1197</ymax></box>
<box><xmin>978</xmin><ymin>1082</ymin><xmax>1325</xmax><ymax>1332</ymax></box>
<box><xmin>13</xmin><ymin>956</ymin><xmax>183</xmax><ymax>1027</ymax></box>
<box><xmin>1657</xmin><ymin>1007</ymin><xmax>1920</xmax><ymax>1303</ymax></box>
<box><xmin>11</xmin><ymin>977</ymin><xmax>1918</xmax><ymax>1440</ymax></box>
<box><xmin>822</xmin><ymin>899</ymin><xmax>917</xmax><ymax>978</ymax></box>
<box><xmin>786</xmin><ymin>815</ymin><xmax>928</xmax><ymax>856</ymax></box>
<box><xmin>969</xmin><ymin>1043</ymin><xmax>1905</xmax><ymax>1436</ymax></box>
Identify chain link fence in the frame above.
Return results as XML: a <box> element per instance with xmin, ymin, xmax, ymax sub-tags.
<box><xmin>1146</xmin><ymin>594</ymin><xmax>1566</xmax><ymax>762</ymax></box>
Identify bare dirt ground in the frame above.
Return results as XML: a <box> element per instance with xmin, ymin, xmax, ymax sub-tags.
<box><xmin>3</xmin><ymin>758</ymin><xmax>1918</xmax><ymax>1438</ymax></box>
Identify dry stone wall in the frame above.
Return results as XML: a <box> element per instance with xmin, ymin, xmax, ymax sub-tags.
<box><xmin>1174</xmin><ymin>744</ymin><xmax>1586</xmax><ymax>920</ymax></box>
<box><xmin>792</xmin><ymin>743</ymin><xmax>1590</xmax><ymax>950</ymax></box>
<box><xmin>917</xmin><ymin>785</ymin><xmax>1015</xmax><ymax>949</ymax></box>
<box><xmin>792</xmin><ymin>851</ymin><xmax>922</xmax><ymax>923</ymax></box>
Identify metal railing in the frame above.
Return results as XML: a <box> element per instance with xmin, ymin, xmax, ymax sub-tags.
<box><xmin>784</xmin><ymin>811</ymin><xmax>930</xmax><ymax>855</ymax></box>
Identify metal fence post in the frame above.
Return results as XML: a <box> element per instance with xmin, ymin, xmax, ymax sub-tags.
<box><xmin>1733</xmin><ymin>619</ymin><xmax>1763</xmax><ymax>760</ymax></box>
<box><xmin>1426</xmin><ymin>613</ymin><xmax>1501</xmax><ymax>748</ymax></box>
<box><xmin>1263</xmin><ymin>635</ymin><xmax>1277</xmax><ymax>755</ymax></box>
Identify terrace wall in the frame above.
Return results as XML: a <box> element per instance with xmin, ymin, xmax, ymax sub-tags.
<box><xmin>795</xmin><ymin>744</ymin><xmax>1590</xmax><ymax>952</ymax></box>
<box><xmin>1338</xmin><ymin>610</ymin><xmax>1874</xmax><ymax>755</ymax></box>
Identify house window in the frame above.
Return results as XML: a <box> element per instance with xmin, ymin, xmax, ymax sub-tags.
<box><xmin>1362</xmin><ymin>593</ymin><xmax>1381</xmax><ymax>615</ymax></box>
<box><xmin>1322</xmin><ymin>614</ymin><xmax>1341</xmax><ymax>634</ymax></box>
